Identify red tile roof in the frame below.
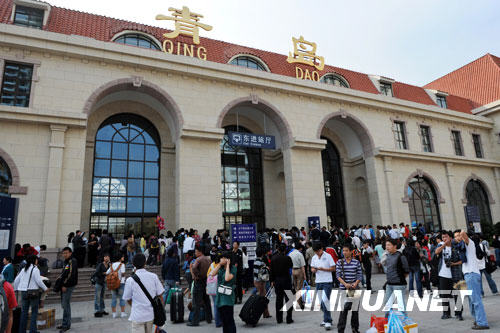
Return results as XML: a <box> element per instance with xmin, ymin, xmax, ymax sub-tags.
<box><xmin>0</xmin><ymin>0</ymin><xmax>481</xmax><ymax>115</ymax></box>
<box><xmin>424</xmin><ymin>54</ymin><xmax>500</xmax><ymax>108</ymax></box>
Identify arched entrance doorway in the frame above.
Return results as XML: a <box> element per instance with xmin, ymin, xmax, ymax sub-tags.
<box><xmin>321</xmin><ymin>137</ymin><xmax>346</xmax><ymax>228</ymax></box>
<box><xmin>465</xmin><ymin>179</ymin><xmax>492</xmax><ymax>225</ymax></box>
<box><xmin>317</xmin><ymin>111</ymin><xmax>375</xmax><ymax>228</ymax></box>
<box><xmin>407</xmin><ymin>176</ymin><xmax>442</xmax><ymax>232</ymax></box>
<box><xmin>0</xmin><ymin>157</ymin><xmax>12</xmax><ymax>197</ymax></box>
<box><xmin>90</xmin><ymin>114</ymin><xmax>160</xmax><ymax>238</ymax></box>
<box><xmin>221</xmin><ymin>126</ymin><xmax>265</xmax><ymax>230</ymax></box>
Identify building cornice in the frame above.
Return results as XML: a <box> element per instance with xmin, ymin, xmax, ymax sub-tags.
<box><xmin>0</xmin><ymin>24</ymin><xmax>494</xmax><ymax>129</ymax></box>
<box><xmin>374</xmin><ymin>148</ymin><xmax>500</xmax><ymax>168</ymax></box>
<box><xmin>0</xmin><ymin>104</ymin><xmax>87</xmax><ymax>127</ymax></box>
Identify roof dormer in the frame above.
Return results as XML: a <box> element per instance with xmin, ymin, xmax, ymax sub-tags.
<box><xmin>11</xmin><ymin>0</ymin><xmax>51</xmax><ymax>29</ymax></box>
<box><xmin>368</xmin><ymin>75</ymin><xmax>395</xmax><ymax>96</ymax></box>
<box><xmin>424</xmin><ymin>89</ymin><xmax>449</xmax><ymax>108</ymax></box>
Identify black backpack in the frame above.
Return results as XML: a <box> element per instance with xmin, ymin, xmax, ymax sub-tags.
<box><xmin>472</xmin><ymin>237</ymin><xmax>485</xmax><ymax>260</ymax></box>
<box><xmin>0</xmin><ymin>280</ymin><xmax>10</xmax><ymax>333</ymax></box>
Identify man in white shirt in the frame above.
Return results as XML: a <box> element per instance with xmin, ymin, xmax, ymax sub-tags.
<box><xmin>183</xmin><ymin>233</ymin><xmax>195</xmax><ymax>254</ymax></box>
<box><xmin>362</xmin><ymin>225</ymin><xmax>372</xmax><ymax>241</ymax></box>
<box><xmin>455</xmin><ymin>230</ymin><xmax>489</xmax><ymax>330</ymax></box>
<box><xmin>311</xmin><ymin>243</ymin><xmax>335</xmax><ymax>331</ymax></box>
<box><xmin>123</xmin><ymin>254</ymin><xmax>164</xmax><ymax>333</ymax></box>
<box><xmin>351</xmin><ymin>234</ymin><xmax>361</xmax><ymax>250</ymax></box>
<box><xmin>389</xmin><ymin>226</ymin><xmax>399</xmax><ymax>240</ymax></box>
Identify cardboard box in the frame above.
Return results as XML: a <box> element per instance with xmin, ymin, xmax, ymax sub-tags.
<box><xmin>27</xmin><ymin>309</ymin><xmax>55</xmax><ymax>330</ymax></box>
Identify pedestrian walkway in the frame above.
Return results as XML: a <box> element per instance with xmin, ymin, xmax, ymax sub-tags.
<box><xmin>42</xmin><ymin>272</ymin><xmax>500</xmax><ymax>332</ymax></box>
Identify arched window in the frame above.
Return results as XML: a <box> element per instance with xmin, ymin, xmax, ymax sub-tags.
<box><xmin>91</xmin><ymin>114</ymin><xmax>161</xmax><ymax>239</ymax></box>
<box><xmin>229</xmin><ymin>56</ymin><xmax>267</xmax><ymax>71</ymax></box>
<box><xmin>221</xmin><ymin>126</ymin><xmax>265</xmax><ymax>231</ymax></box>
<box><xmin>114</xmin><ymin>33</ymin><xmax>160</xmax><ymax>50</ymax></box>
<box><xmin>466</xmin><ymin>180</ymin><xmax>492</xmax><ymax>225</ymax></box>
<box><xmin>321</xmin><ymin>74</ymin><xmax>349</xmax><ymax>88</ymax></box>
<box><xmin>321</xmin><ymin>137</ymin><xmax>346</xmax><ymax>228</ymax></box>
<box><xmin>0</xmin><ymin>158</ymin><xmax>12</xmax><ymax>197</ymax></box>
<box><xmin>407</xmin><ymin>176</ymin><xmax>442</xmax><ymax>232</ymax></box>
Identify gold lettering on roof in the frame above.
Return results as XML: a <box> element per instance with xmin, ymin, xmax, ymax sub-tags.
<box><xmin>286</xmin><ymin>36</ymin><xmax>324</xmax><ymax>71</ymax></box>
<box><xmin>156</xmin><ymin>6</ymin><xmax>212</xmax><ymax>45</ymax></box>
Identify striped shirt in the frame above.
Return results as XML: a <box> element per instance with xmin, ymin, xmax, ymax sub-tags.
<box><xmin>335</xmin><ymin>258</ymin><xmax>362</xmax><ymax>290</ymax></box>
<box><xmin>253</xmin><ymin>257</ymin><xmax>265</xmax><ymax>281</ymax></box>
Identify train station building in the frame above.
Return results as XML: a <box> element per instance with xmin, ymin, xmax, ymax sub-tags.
<box><xmin>1</xmin><ymin>0</ymin><xmax>500</xmax><ymax>247</ymax></box>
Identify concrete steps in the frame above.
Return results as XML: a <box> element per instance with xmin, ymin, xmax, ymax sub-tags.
<box><xmin>44</xmin><ymin>265</ymin><xmax>177</xmax><ymax>304</ymax></box>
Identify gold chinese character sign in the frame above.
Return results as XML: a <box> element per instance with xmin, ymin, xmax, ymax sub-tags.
<box><xmin>156</xmin><ymin>6</ymin><xmax>212</xmax><ymax>45</ymax></box>
<box><xmin>286</xmin><ymin>36</ymin><xmax>324</xmax><ymax>71</ymax></box>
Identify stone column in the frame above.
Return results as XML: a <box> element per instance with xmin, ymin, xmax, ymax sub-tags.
<box><xmin>363</xmin><ymin>156</ymin><xmax>387</xmax><ymax>226</ymax></box>
<box><xmin>282</xmin><ymin>138</ymin><xmax>327</xmax><ymax>229</ymax></box>
<box><xmin>495</xmin><ymin>168</ymin><xmax>500</xmax><ymax>206</ymax></box>
<box><xmin>175</xmin><ymin>127</ymin><xmax>224</xmax><ymax>232</ymax></box>
<box><xmin>41</xmin><ymin>125</ymin><xmax>67</xmax><ymax>247</ymax></box>
<box><xmin>382</xmin><ymin>156</ymin><xmax>399</xmax><ymax>225</ymax></box>
<box><xmin>445</xmin><ymin>162</ymin><xmax>459</xmax><ymax>228</ymax></box>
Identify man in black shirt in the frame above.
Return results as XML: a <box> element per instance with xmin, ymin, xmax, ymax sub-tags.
<box><xmin>231</xmin><ymin>241</ymin><xmax>244</xmax><ymax>304</ymax></box>
<box><xmin>270</xmin><ymin>243</ymin><xmax>294</xmax><ymax>324</ymax></box>
<box><xmin>58</xmin><ymin>247</ymin><xmax>78</xmax><ymax>333</ymax></box>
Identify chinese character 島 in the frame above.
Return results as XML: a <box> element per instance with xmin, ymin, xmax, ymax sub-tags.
<box><xmin>156</xmin><ymin>6</ymin><xmax>212</xmax><ymax>45</ymax></box>
<box><xmin>286</xmin><ymin>36</ymin><xmax>325</xmax><ymax>71</ymax></box>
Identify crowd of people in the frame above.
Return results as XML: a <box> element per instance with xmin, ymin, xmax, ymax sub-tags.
<box><xmin>2</xmin><ymin>223</ymin><xmax>500</xmax><ymax>333</ymax></box>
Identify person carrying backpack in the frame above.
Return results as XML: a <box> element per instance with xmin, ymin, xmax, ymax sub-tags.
<box><xmin>106</xmin><ymin>255</ymin><xmax>127</xmax><ymax>318</ymax></box>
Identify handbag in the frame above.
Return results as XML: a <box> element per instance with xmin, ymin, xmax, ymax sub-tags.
<box><xmin>217</xmin><ymin>284</ymin><xmax>233</xmax><ymax>296</ymax></box>
<box><xmin>132</xmin><ymin>274</ymin><xmax>166</xmax><ymax>327</ymax></box>
<box><xmin>206</xmin><ymin>274</ymin><xmax>218</xmax><ymax>296</ymax></box>
<box><xmin>26</xmin><ymin>267</ymin><xmax>41</xmax><ymax>299</ymax></box>
<box><xmin>485</xmin><ymin>257</ymin><xmax>497</xmax><ymax>274</ymax></box>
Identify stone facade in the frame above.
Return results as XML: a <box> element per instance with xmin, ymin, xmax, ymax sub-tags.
<box><xmin>1</xmin><ymin>23</ymin><xmax>499</xmax><ymax>248</ymax></box>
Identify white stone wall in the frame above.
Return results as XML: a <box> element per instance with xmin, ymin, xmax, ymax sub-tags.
<box><xmin>0</xmin><ymin>30</ymin><xmax>499</xmax><ymax>247</ymax></box>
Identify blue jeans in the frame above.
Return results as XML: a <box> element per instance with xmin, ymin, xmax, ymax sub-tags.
<box><xmin>127</xmin><ymin>251</ymin><xmax>136</xmax><ymax>267</ymax></box>
<box><xmin>211</xmin><ymin>295</ymin><xmax>222</xmax><ymax>327</ymax></box>
<box><xmin>480</xmin><ymin>269</ymin><xmax>498</xmax><ymax>295</ymax></box>
<box><xmin>20</xmin><ymin>292</ymin><xmax>40</xmax><ymax>333</ymax></box>
<box><xmin>315</xmin><ymin>282</ymin><xmax>333</xmax><ymax>323</ymax></box>
<box><xmin>163</xmin><ymin>279</ymin><xmax>176</xmax><ymax>303</ymax></box>
<box><xmin>495</xmin><ymin>248</ymin><xmax>500</xmax><ymax>267</ymax></box>
<box><xmin>465</xmin><ymin>272</ymin><xmax>489</xmax><ymax>327</ymax></box>
<box><xmin>94</xmin><ymin>283</ymin><xmax>105</xmax><ymax>313</ymax></box>
<box><xmin>408</xmin><ymin>266</ymin><xmax>423</xmax><ymax>297</ymax></box>
<box><xmin>111</xmin><ymin>283</ymin><xmax>126</xmax><ymax>308</ymax></box>
<box><xmin>383</xmin><ymin>284</ymin><xmax>406</xmax><ymax>314</ymax></box>
<box><xmin>61</xmin><ymin>286</ymin><xmax>74</xmax><ymax>329</ymax></box>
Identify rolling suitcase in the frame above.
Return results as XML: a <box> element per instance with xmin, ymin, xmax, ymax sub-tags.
<box><xmin>239</xmin><ymin>287</ymin><xmax>273</xmax><ymax>326</ymax></box>
<box><xmin>170</xmin><ymin>289</ymin><xmax>184</xmax><ymax>323</ymax></box>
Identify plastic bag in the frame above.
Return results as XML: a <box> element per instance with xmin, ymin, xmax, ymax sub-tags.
<box><xmin>370</xmin><ymin>315</ymin><xmax>388</xmax><ymax>333</ymax></box>
<box><xmin>386</xmin><ymin>310</ymin><xmax>405</xmax><ymax>333</ymax></box>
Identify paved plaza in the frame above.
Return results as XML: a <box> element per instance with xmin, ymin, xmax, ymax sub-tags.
<box><xmin>42</xmin><ymin>271</ymin><xmax>500</xmax><ymax>332</ymax></box>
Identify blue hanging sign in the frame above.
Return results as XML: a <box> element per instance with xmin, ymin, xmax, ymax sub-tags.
<box><xmin>230</xmin><ymin>223</ymin><xmax>257</xmax><ymax>260</ymax></box>
<box><xmin>228</xmin><ymin>131</ymin><xmax>276</xmax><ymax>149</ymax></box>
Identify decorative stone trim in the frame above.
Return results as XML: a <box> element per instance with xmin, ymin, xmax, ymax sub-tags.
<box><xmin>390</xmin><ymin>117</ymin><xmax>410</xmax><ymax>150</ymax></box>
<box><xmin>416</xmin><ymin>122</ymin><xmax>435</xmax><ymax>153</ymax></box>
<box><xmin>289</xmin><ymin>137</ymin><xmax>326</xmax><ymax>151</ymax></box>
<box><xmin>461</xmin><ymin>174</ymin><xmax>496</xmax><ymax>205</ymax></box>
<box><xmin>180</xmin><ymin>126</ymin><xmax>224</xmax><ymax>141</ymax></box>
<box><xmin>217</xmin><ymin>95</ymin><xmax>293</xmax><ymax>148</ymax></box>
<box><xmin>0</xmin><ymin>147</ymin><xmax>27</xmax><ymax>195</ymax></box>
<box><xmin>402</xmin><ymin>169</ymin><xmax>445</xmax><ymax>204</ymax></box>
<box><xmin>83</xmin><ymin>77</ymin><xmax>184</xmax><ymax>141</ymax></box>
<box><xmin>317</xmin><ymin>110</ymin><xmax>376</xmax><ymax>157</ymax></box>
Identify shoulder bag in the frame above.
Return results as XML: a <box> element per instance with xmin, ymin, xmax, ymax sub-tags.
<box><xmin>132</xmin><ymin>274</ymin><xmax>166</xmax><ymax>327</ymax></box>
<box><xmin>26</xmin><ymin>267</ymin><xmax>41</xmax><ymax>299</ymax></box>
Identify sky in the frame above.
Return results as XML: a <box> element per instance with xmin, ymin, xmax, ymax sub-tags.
<box><xmin>45</xmin><ymin>0</ymin><xmax>500</xmax><ymax>86</ymax></box>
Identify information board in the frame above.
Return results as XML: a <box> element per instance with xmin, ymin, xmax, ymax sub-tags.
<box><xmin>0</xmin><ymin>197</ymin><xmax>18</xmax><ymax>260</ymax></box>
<box><xmin>230</xmin><ymin>223</ymin><xmax>257</xmax><ymax>260</ymax></box>
<box><xmin>228</xmin><ymin>131</ymin><xmax>276</xmax><ymax>150</ymax></box>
